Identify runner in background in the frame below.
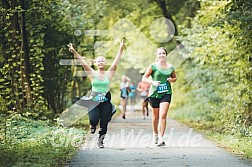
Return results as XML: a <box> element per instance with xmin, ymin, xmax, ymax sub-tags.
<box><xmin>128</xmin><ymin>81</ymin><xmax>136</xmax><ymax>110</ymax></box>
<box><xmin>120</xmin><ymin>75</ymin><xmax>131</xmax><ymax>119</ymax></box>
<box><xmin>137</xmin><ymin>81</ymin><xmax>151</xmax><ymax>119</ymax></box>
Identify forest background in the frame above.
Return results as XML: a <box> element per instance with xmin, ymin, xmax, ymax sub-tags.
<box><xmin>0</xmin><ymin>0</ymin><xmax>251</xmax><ymax>166</ymax></box>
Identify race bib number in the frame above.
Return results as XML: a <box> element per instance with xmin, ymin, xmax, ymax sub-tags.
<box><xmin>93</xmin><ymin>94</ymin><xmax>108</xmax><ymax>102</ymax></box>
<box><xmin>157</xmin><ymin>83</ymin><xmax>168</xmax><ymax>93</ymax></box>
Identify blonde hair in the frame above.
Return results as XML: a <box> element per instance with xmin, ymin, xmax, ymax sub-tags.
<box><xmin>95</xmin><ymin>56</ymin><xmax>106</xmax><ymax>62</ymax></box>
<box><xmin>81</xmin><ymin>56</ymin><xmax>106</xmax><ymax>64</ymax></box>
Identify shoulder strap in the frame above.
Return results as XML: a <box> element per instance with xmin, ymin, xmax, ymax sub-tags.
<box><xmin>93</xmin><ymin>71</ymin><xmax>98</xmax><ymax>79</ymax></box>
<box><xmin>151</xmin><ymin>63</ymin><xmax>157</xmax><ymax>72</ymax></box>
<box><xmin>170</xmin><ymin>65</ymin><xmax>175</xmax><ymax>72</ymax></box>
<box><xmin>105</xmin><ymin>71</ymin><xmax>111</xmax><ymax>81</ymax></box>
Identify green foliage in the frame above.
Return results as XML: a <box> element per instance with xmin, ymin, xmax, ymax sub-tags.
<box><xmin>25</xmin><ymin>0</ymin><xmax>77</xmax><ymax>115</ymax></box>
<box><xmin>0</xmin><ymin>0</ymin><xmax>85</xmax><ymax>117</ymax></box>
<box><xmin>0</xmin><ymin>0</ymin><xmax>193</xmax><ymax>117</ymax></box>
<box><xmin>172</xmin><ymin>0</ymin><xmax>252</xmax><ymax>142</ymax></box>
<box><xmin>0</xmin><ymin>2</ymin><xmax>24</xmax><ymax>113</ymax></box>
<box><xmin>0</xmin><ymin>113</ymin><xmax>85</xmax><ymax>167</ymax></box>
<box><xmin>204</xmin><ymin>130</ymin><xmax>252</xmax><ymax>159</ymax></box>
<box><xmin>1</xmin><ymin>0</ymin><xmax>251</xmax><ymax>163</ymax></box>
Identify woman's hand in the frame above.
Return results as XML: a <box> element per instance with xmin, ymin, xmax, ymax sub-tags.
<box><xmin>167</xmin><ymin>72</ymin><xmax>177</xmax><ymax>83</ymax></box>
<box><xmin>67</xmin><ymin>43</ymin><xmax>76</xmax><ymax>54</ymax></box>
<box><xmin>67</xmin><ymin>43</ymin><xmax>94</xmax><ymax>76</ymax></box>
<box><xmin>167</xmin><ymin>77</ymin><xmax>172</xmax><ymax>83</ymax></box>
<box><xmin>151</xmin><ymin>80</ymin><xmax>160</xmax><ymax>87</ymax></box>
<box><xmin>167</xmin><ymin>77</ymin><xmax>177</xmax><ymax>83</ymax></box>
<box><xmin>120</xmin><ymin>39</ymin><xmax>125</xmax><ymax>49</ymax></box>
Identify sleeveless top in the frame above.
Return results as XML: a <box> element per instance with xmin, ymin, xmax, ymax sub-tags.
<box><xmin>149</xmin><ymin>63</ymin><xmax>175</xmax><ymax>98</ymax></box>
<box><xmin>128</xmin><ymin>84</ymin><xmax>136</xmax><ymax>97</ymax></box>
<box><xmin>91</xmin><ymin>72</ymin><xmax>110</xmax><ymax>93</ymax></box>
<box><xmin>120</xmin><ymin>81</ymin><xmax>130</xmax><ymax>98</ymax></box>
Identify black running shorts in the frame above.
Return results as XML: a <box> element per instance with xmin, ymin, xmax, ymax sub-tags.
<box><xmin>148</xmin><ymin>94</ymin><xmax>172</xmax><ymax>108</ymax></box>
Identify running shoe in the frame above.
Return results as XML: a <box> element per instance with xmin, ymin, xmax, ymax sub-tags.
<box><xmin>97</xmin><ymin>141</ymin><xmax>104</xmax><ymax>148</ymax></box>
<box><xmin>154</xmin><ymin>136</ymin><xmax>158</xmax><ymax>144</ymax></box>
<box><xmin>112</xmin><ymin>104</ymin><xmax>116</xmax><ymax>116</ymax></box>
<box><xmin>90</xmin><ymin>125</ymin><xmax>96</xmax><ymax>134</ymax></box>
<box><xmin>157</xmin><ymin>141</ymin><xmax>165</xmax><ymax>147</ymax></box>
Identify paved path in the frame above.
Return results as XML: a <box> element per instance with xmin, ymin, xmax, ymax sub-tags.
<box><xmin>68</xmin><ymin>106</ymin><xmax>252</xmax><ymax>167</ymax></box>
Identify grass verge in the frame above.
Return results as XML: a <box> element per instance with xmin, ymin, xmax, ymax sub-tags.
<box><xmin>0</xmin><ymin>114</ymin><xmax>86</xmax><ymax>167</ymax></box>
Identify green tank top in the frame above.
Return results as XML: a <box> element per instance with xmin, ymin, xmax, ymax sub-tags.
<box><xmin>91</xmin><ymin>72</ymin><xmax>110</xmax><ymax>93</ymax></box>
<box><xmin>149</xmin><ymin>63</ymin><xmax>175</xmax><ymax>98</ymax></box>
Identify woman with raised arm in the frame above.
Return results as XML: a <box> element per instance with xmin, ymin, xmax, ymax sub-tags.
<box><xmin>68</xmin><ymin>40</ymin><xmax>124</xmax><ymax>148</ymax></box>
<box><xmin>142</xmin><ymin>47</ymin><xmax>177</xmax><ymax>146</ymax></box>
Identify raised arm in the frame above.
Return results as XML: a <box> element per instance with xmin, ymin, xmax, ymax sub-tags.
<box><xmin>67</xmin><ymin>43</ymin><xmax>94</xmax><ymax>77</ymax></box>
<box><xmin>108</xmin><ymin>40</ymin><xmax>125</xmax><ymax>73</ymax></box>
<box><xmin>125</xmin><ymin>76</ymin><xmax>131</xmax><ymax>83</ymax></box>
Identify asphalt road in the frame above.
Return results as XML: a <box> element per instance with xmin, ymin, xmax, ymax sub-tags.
<box><xmin>68</xmin><ymin>105</ymin><xmax>252</xmax><ymax>167</ymax></box>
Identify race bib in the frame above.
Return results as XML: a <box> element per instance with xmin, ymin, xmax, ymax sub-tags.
<box><xmin>157</xmin><ymin>83</ymin><xmax>168</xmax><ymax>93</ymax></box>
<box><xmin>121</xmin><ymin>88</ymin><xmax>128</xmax><ymax>98</ymax></box>
<box><xmin>93</xmin><ymin>93</ymin><xmax>108</xmax><ymax>102</ymax></box>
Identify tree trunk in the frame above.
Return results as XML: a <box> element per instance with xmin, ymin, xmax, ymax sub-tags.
<box><xmin>154</xmin><ymin>0</ymin><xmax>178</xmax><ymax>36</ymax></box>
<box><xmin>1</xmin><ymin>0</ymin><xmax>10</xmax><ymax>56</ymax></box>
<box><xmin>20</xmin><ymin>0</ymin><xmax>32</xmax><ymax>105</ymax></box>
<box><xmin>10</xmin><ymin>0</ymin><xmax>22</xmax><ymax>111</ymax></box>
<box><xmin>154</xmin><ymin>0</ymin><xmax>183</xmax><ymax>46</ymax></box>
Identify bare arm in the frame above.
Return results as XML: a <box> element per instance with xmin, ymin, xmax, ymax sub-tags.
<box><xmin>108</xmin><ymin>40</ymin><xmax>125</xmax><ymax>76</ymax></box>
<box><xmin>125</xmin><ymin>76</ymin><xmax>131</xmax><ymax>83</ymax></box>
<box><xmin>67</xmin><ymin>43</ymin><xmax>94</xmax><ymax>77</ymax></box>
<box><xmin>167</xmin><ymin>71</ymin><xmax>177</xmax><ymax>83</ymax></box>
<box><xmin>142</xmin><ymin>65</ymin><xmax>160</xmax><ymax>87</ymax></box>
<box><xmin>136</xmin><ymin>83</ymin><xmax>142</xmax><ymax>92</ymax></box>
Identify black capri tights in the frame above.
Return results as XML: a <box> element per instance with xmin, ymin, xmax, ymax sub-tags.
<box><xmin>88</xmin><ymin>101</ymin><xmax>112</xmax><ymax>139</ymax></box>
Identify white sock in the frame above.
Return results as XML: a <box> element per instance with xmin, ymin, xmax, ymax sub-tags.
<box><xmin>159</xmin><ymin>135</ymin><xmax>164</xmax><ymax>142</ymax></box>
<box><xmin>153</xmin><ymin>134</ymin><xmax>158</xmax><ymax>138</ymax></box>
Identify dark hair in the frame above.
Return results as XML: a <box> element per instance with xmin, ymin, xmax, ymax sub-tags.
<box><xmin>155</xmin><ymin>47</ymin><xmax>167</xmax><ymax>56</ymax></box>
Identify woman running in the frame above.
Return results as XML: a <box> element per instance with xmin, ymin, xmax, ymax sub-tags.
<box><xmin>68</xmin><ymin>40</ymin><xmax>124</xmax><ymax>148</ymax></box>
<box><xmin>142</xmin><ymin>47</ymin><xmax>177</xmax><ymax>146</ymax></box>
<box><xmin>137</xmin><ymin>81</ymin><xmax>151</xmax><ymax>119</ymax></box>
<box><xmin>120</xmin><ymin>75</ymin><xmax>131</xmax><ymax>119</ymax></box>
